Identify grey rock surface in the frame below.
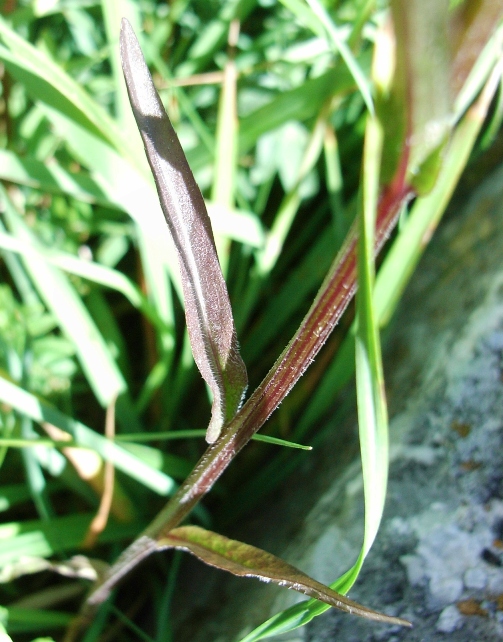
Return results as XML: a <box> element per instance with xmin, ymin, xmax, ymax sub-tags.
<box><xmin>175</xmin><ymin>166</ymin><xmax>503</xmax><ymax>641</ymax></box>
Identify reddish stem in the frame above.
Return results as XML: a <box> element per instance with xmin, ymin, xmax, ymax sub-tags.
<box><xmin>85</xmin><ymin>165</ymin><xmax>413</xmax><ymax>610</ymax></box>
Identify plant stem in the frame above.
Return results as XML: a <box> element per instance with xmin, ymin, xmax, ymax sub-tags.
<box><xmin>84</xmin><ymin>161</ymin><xmax>412</xmax><ymax>613</ymax></box>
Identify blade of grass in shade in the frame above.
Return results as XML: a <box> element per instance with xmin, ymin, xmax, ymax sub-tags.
<box><xmin>175</xmin><ymin>0</ymin><xmax>257</xmax><ymax>77</ymax></box>
<box><xmin>120</xmin><ymin>19</ymin><xmax>247</xmax><ymax>444</ymax></box>
<box><xmin>38</xmin><ymin>103</ymin><xmax>178</xmax><ymax>332</ymax></box>
<box><xmin>0</xmin><ymin>512</ymin><xmax>139</xmax><ymax>567</ymax></box>
<box><xmin>158</xmin><ymin>526</ymin><xmax>410</xmax><ymax>627</ymax></box>
<box><xmin>106</xmin><ymin>605</ymin><xmax>156</xmax><ymax>642</ymax></box>
<box><xmin>134</xmin><ymin>359</ymin><xmax>172</xmax><ymax>415</ymax></box>
<box><xmin>21</xmin><ymin>416</ymin><xmax>54</xmax><ymax>523</ymax></box>
<box><xmin>2</xmin><ymin>607</ymin><xmax>72</xmax><ymax>633</ymax></box>
<box><xmin>1</xmin><ymin>187</ymin><xmax>126</xmax><ymax>409</ymax></box>
<box><xmin>155</xmin><ymin>549</ymin><xmax>182</xmax><ymax>642</ymax></box>
<box><xmin>0</xmin><ymin>230</ymin><xmax>168</xmax><ymax>335</ymax></box>
<box><xmin>324</xmin><ymin>123</ymin><xmax>347</xmax><ymax>246</ymax></box>
<box><xmin>480</xmin><ymin>77</ymin><xmax>503</xmax><ymax>149</ymax></box>
<box><xmin>211</xmin><ymin>19</ymin><xmax>239</xmax><ymax>276</ymax></box>
<box><xmin>242</xmin><ymin>229</ymin><xmax>335</xmax><ymax>359</ymax></box>
<box><xmin>255</xmin><ymin>100</ymin><xmax>331</xmax><ymax>277</ymax></box>
<box><xmin>0</xmin><ymin>484</ymin><xmax>33</xmax><ymax>512</ymax></box>
<box><xmin>0</xmin><ymin>375</ymin><xmax>175</xmax><ymax>495</ymax></box>
<box><xmin>0</xmin><ymin>150</ymin><xmax>116</xmax><ymax>207</ymax></box>
<box><xmin>0</xmin><ymin>17</ymin><xmax>140</xmax><ymax>171</ymax></box>
<box><xmin>114</xmin><ymin>430</ymin><xmax>311</xmax><ymax>450</ymax></box>
<box><xmin>304</xmin><ymin>0</ymin><xmax>374</xmax><ymax>115</ymax></box>
<box><xmin>101</xmin><ymin>0</ymin><xmax>142</xmax><ymax>131</ymax></box>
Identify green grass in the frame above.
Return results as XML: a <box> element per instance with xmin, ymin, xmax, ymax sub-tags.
<box><xmin>0</xmin><ymin>0</ymin><xmax>501</xmax><ymax>640</ymax></box>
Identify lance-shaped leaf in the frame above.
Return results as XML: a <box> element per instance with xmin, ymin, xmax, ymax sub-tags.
<box><xmin>159</xmin><ymin>525</ymin><xmax>411</xmax><ymax>627</ymax></box>
<box><xmin>120</xmin><ymin>19</ymin><xmax>247</xmax><ymax>443</ymax></box>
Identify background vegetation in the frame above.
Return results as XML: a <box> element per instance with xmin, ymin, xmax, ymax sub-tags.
<box><xmin>0</xmin><ymin>0</ymin><xmax>502</xmax><ymax>640</ymax></box>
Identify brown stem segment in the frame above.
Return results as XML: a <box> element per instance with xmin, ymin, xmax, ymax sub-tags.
<box><xmin>82</xmin><ymin>157</ymin><xmax>413</xmax><ymax>614</ymax></box>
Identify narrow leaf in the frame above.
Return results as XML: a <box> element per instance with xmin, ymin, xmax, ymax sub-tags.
<box><xmin>0</xmin><ymin>375</ymin><xmax>175</xmax><ymax>496</ymax></box>
<box><xmin>0</xmin><ymin>16</ymin><xmax>139</xmax><ymax>168</ymax></box>
<box><xmin>388</xmin><ymin>0</ymin><xmax>452</xmax><ymax>192</ymax></box>
<box><xmin>1</xmin><ymin>186</ymin><xmax>126</xmax><ymax>409</ymax></box>
<box><xmin>159</xmin><ymin>526</ymin><xmax>411</xmax><ymax>627</ymax></box>
<box><xmin>120</xmin><ymin>19</ymin><xmax>247</xmax><ymax>443</ymax></box>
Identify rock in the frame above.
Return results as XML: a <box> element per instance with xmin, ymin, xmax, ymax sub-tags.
<box><xmin>436</xmin><ymin>605</ymin><xmax>463</xmax><ymax>633</ymax></box>
<box><xmin>464</xmin><ymin>567</ymin><xmax>487</xmax><ymax>590</ymax></box>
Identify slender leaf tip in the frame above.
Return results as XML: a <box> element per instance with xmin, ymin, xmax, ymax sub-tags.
<box><xmin>119</xmin><ymin>19</ymin><xmax>247</xmax><ymax>443</ymax></box>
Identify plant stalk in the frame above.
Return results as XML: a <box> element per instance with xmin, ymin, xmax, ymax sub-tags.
<box><xmin>83</xmin><ymin>154</ymin><xmax>412</xmax><ymax>614</ymax></box>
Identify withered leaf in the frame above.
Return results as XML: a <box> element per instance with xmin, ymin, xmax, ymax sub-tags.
<box><xmin>159</xmin><ymin>525</ymin><xmax>411</xmax><ymax>627</ymax></box>
<box><xmin>120</xmin><ymin>19</ymin><xmax>247</xmax><ymax>442</ymax></box>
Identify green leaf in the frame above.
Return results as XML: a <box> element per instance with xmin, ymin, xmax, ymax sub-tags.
<box><xmin>0</xmin><ymin>186</ymin><xmax>126</xmax><ymax>409</ymax></box>
<box><xmin>0</xmin><ymin>228</ymin><xmax>166</xmax><ymax>334</ymax></box>
<box><xmin>2</xmin><ymin>606</ymin><xmax>71</xmax><ymax>634</ymax></box>
<box><xmin>0</xmin><ymin>150</ymin><xmax>114</xmax><ymax>207</ymax></box>
<box><xmin>0</xmin><ymin>16</ymin><xmax>139</xmax><ymax>168</ymax></box>
<box><xmin>159</xmin><ymin>526</ymin><xmax>410</xmax><ymax>627</ymax></box>
<box><xmin>0</xmin><ymin>375</ymin><xmax>175</xmax><ymax>495</ymax></box>
<box><xmin>0</xmin><ymin>512</ymin><xmax>139</xmax><ymax>569</ymax></box>
<box><xmin>304</xmin><ymin>0</ymin><xmax>374</xmax><ymax>115</ymax></box>
<box><xmin>352</xmin><ymin>73</ymin><xmax>389</xmax><ymax>575</ymax></box>
<box><xmin>176</xmin><ymin>0</ymin><xmax>257</xmax><ymax>77</ymax></box>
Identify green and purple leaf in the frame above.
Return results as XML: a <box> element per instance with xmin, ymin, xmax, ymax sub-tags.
<box><xmin>158</xmin><ymin>525</ymin><xmax>411</xmax><ymax>627</ymax></box>
<box><xmin>120</xmin><ymin>19</ymin><xmax>247</xmax><ymax>444</ymax></box>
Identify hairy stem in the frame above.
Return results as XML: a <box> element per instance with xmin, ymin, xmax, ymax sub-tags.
<box><xmin>82</xmin><ymin>156</ymin><xmax>412</xmax><ymax>613</ymax></box>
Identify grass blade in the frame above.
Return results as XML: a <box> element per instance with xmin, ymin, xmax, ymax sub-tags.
<box><xmin>0</xmin><ymin>375</ymin><xmax>175</xmax><ymax>495</ymax></box>
<box><xmin>1</xmin><ymin>186</ymin><xmax>126</xmax><ymax>409</ymax></box>
<box><xmin>304</xmin><ymin>0</ymin><xmax>374</xmax><ymax>114</ymax></box>
<box><xmin>0</xmin><ymin>150</ymin><xmax>114</xmax><ymax>207</ymax></box>
<box><xmin>0</xmin><ymin>16</ymin><xmax>139</xmax><ymax>168</ymax></box>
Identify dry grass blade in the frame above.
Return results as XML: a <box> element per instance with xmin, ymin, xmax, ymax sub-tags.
<box><xmin>120</xmin><ymin>19</ymin><xmax>247</xmax><ymax>443</ymax></box>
